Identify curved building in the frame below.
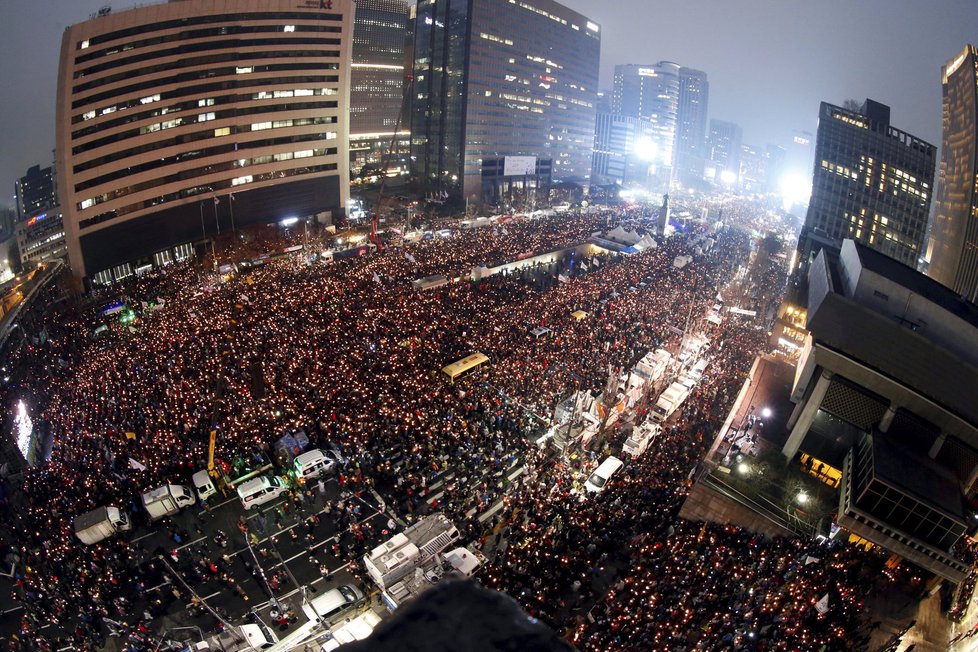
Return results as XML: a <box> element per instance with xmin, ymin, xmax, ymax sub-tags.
<box><xmin>55</xmin><ymin>0</ymin><xmax>354</xmax><ymax>283</ymax></box>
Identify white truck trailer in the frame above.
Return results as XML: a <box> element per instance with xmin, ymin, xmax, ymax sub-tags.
<box><xmin>73</xmin><ymin>506</ymin><xmax>132</xmax><ymax>545</ymax></box>
<box><xmin>141</xmin><ymin>484</ymin><xmax>196</xmax><ymax>520</ymax></box>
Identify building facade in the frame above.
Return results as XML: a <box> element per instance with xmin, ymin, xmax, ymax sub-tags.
<box><xmin>707</xmin><ymin>119</ymin><xmax>743</xmax><ymax>184</ymax></box>
<box><xmin>796</xmin><ymin>100</ymin><xmax>936</xmax><ymax>278</ymax></box>
<box><xmin>590</xmin><ymin>113</ymin><xmax>655</xmax><ymax>187</ymax></box>
<box><xmin>349</xmin><ymin>0</ymin><xmax>409</xmax><ymax>179</ymax></box>
<box><xmin>15</xmin><ymin>165</ymin><xmax>59</xmax><ymax>221</ymax></box>
<box><xmin>675</xmin><ymin>67</ymin><xmax>709</xmax><ymax>185</ymax></box>
<box><xmin>410</xmin><ymin>0</ymin><xmax>599</xmax><ymax>202</ymax></box>
<box><xmin>56</xmin><ymin>0</ymin><xmax>354</xmax><ymax>283</ymax></box>
<box><xmin>13</xmin><ymin>164</ymin><xmax>67</xmax><ymax>268</ymax></box>
<box><xmin>612</xmin><ymin>62</ymin><xmax>680</xmax><ymax>182</ymax></box>
<box><xmin>784</xmin><ymin>239</ymin><xmax>978</xmax><ymax>582</ymax></box>
<box><xmin>927</xmin><ymin>45</ymin><xmax>978</xmax><ymax>303</ymax></box>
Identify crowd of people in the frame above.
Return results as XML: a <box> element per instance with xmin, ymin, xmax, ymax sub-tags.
<box><xmin>0</xmin><ymin>202</ymin><xmax>893</xmax><ymax>650</ymax></box>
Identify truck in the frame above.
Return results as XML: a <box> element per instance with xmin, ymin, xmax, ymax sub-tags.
<box><xmin>651</xmin><ymin>382</ymin><xmax>690</xmax><ymax>423</ymax></box>
<box><xmin>622</xmin><ymin>420</ymin><xmax>662</xmax><ymax>457</ymax></box>
<box><xmin>141</xmin><ymin>484</ymin><xmax>196</xmax><ymax>520</ymax></box>
<box><xmin>380</xmin><ymin>546</ymin><xmax>486</xmax><ymax>612</ymax></box>
<box><xmin>631</xmin><ymin>349</ymin><xmax>672</xmax><ymax>386</ymax></box>
<box><xmin>363</xmin><ymin>513</ymin><xmax>460</xmax><ymax>590</ymax></box>
<box><xmin>73</xmin><ymin>506</ymin><xmax>132</xmax><ymax>545</ymax></box>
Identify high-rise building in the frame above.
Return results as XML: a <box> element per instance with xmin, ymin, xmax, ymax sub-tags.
<box><xmin>14</xmin><ymin>163</ymin><xmax>67</xmax><ymax>268</ymax></box>
<box><xmin>612</xmin><ymin>63</ymin><xmax>680</xmax><ymax>181</ymax></box>
<box><xmin>927</xmin><ymin>45</ymin><xmax>978</xmax><ymax>303</ymax></box>
<box><xmin>796</xmin><ymin>100</ymin><xmax>935</xmax><ymax>276</ymax></box>
<box><xmin>410</xmin><ymin>0</ymin><xmax>600</xmax><ymax>202</ymax></box>
<box><xmin>15</xmin><ymin>165</ymin><xmax>58</xmax><ymax>221</ymax></box>
<box><xmin>675</xmin><ymin>67</ymin><xmax>709</xmax><ymax>185</ymax></box>
<box><xmin>56</xmin><ymin>0</ymin><xmax>354</xmax><ymax>284</ymax></box>
<box><xmin>707</xmin><ymin>119</ymin><xmax>742</xmax><ymax>184</ymax></box>
<box><xmin>782</xmin><ymin>239</ymin><xmax>978</xmax><ymax>582</ymax></box>
<box><xmin>590</xmin><ymin>113</ymin><xmax>655</xmax><ymax>187</ymax></box>
<box><xmin>349</xmin><ymin>0</ymin><xmax>410</xmax><ymax>179</ymax></box>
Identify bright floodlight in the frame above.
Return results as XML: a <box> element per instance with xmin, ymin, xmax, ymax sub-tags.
<box><xmin>780</xmin><ymin>173</ymin><xmax>812</xmax><ymax>210</ymax></box>
<box><xmin>737</xmin><ymin>462</ymin><xmax>750</xmax><ymax>475</ymax></box>
<box><xmin>280</xmin><ymin>216</ymin><xmax>299</xmax><ymax>227</ymax></box>
<box><xmin>720</xmin><ymin>169</ymin><xmax>737</xmax><ymax>185</ymax></box>
<box><xmin>633</xmin><ymin>137</ymin><xmax>658</xmax><ymax>161</ymax></box>
<box><xmin>797</xmin><ymin>491</ymin><xmax>809</xmax><ymax>504</ymax></box>
<box><xmin>761</xmin><ymin>407</ymin><xmax>772</xmax><ymax>419</ymax></box>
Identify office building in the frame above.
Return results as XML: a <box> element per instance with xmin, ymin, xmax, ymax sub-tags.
<box><xmin>15</xmin><ymin>165</ymin><xmax>58</xmax><ymax>221</ymax></box>
<box><xmin>410</xmin><ymin>0</ymin><xmax>599</xmax><ymax>202</ymax></box>
<box><xmin>927</xmin><ymin>45</ymin><xmax>978</xmax><ymax>303</ymax></box>
<box><xmin>707</xmin><ymin>119</ymin><xmax>742</xmax><ymax>184</ymax></box>
<box><xmin>782</xmin><ymin>239</ymin><xmax>978</xmax><ymax>582</ymax></box>
<box><xmin>796</xmin><ymin>100</ymin><xmax>935</xmax><ymax>278</ymax></box>
<box><xmin>13</xmin><ymin>164</ymin><xmax>67</xmax><ymax>268</ymax></box>
<box><xmin>612</xmin><ymin>62</ymin><xmax>680</xmax><ymax>181</ymax></box>
<box><xmin>590</xmin><ymin>113</ymin><xmax>656</xmax><ymax>187</ymax></box>
<box><xmin>349</xmin><ymin>0</ymin><xmax>410</xmax><ymax>179</ymax></box>
<box><xmin>56</xmin><ymin>0</ymin><xmax>354</xmax><ymax>284</ymax></box>
<box><xmin>675</xmin><ymin>67</ymin><xmax>709</xmax><ymax>185</ymax></box>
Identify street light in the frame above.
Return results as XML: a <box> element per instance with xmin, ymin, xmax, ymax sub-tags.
<box><xmin>736</xmin><ymin>462</ymin><xmax>750</xmax><ymax>475</ymax></box>
<box><xmin>796</xmin><ymin>491</ymin><xmax>808</xmax><ymax>505</ymax></box>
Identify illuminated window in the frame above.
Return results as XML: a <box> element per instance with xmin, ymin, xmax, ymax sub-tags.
<box><xmin>80</xmin><ymin>40</ymin><xmax>90</xmax><ymax>49</ymax></box>
<box><xmin>284</xmin><ymin>25</ymin><xmax>296</xmax><ymax>32</ymax></box>
<box><xmin>236</xmin><ymin>67</ymin><xmax>254</xmax><ymax>74</ymax></box>
<box><xmin>198</xmin><ymin>112</ymin><xmax>215</xmax><ymax>123</ymax></box>
<box><xmin>214</xmin><ymin>127</ymin><xmax>230</xmax><ymax>137</ymax></box>
<box><xmin>231</xmin><ymin>175</ymin><xmax>253</xmax><ymax>186</ymax></box>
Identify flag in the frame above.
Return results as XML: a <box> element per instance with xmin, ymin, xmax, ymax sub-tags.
<box><xmin>502</xmin><ymin>227</ymin><xmax>509</xmax><ymax>236</ymax></box>
<box><xmin>405</xmin><ymin>252</ymin><xmax>416</xmax><ymax>263</ymax></box>
<box><xmin>814</xmin><ymin>594</ymin><xmax>829</xmax><ymax>615</ymax></box>
<box><xmin>593</xmin><ymin>258</ymin><xmax>600</xmax><ymax>267</ymax></box>
<box><xmin>214</xmin><ymin>197</ymin><xmax>220</xmax><ymax>206</ymax></box>
<box><xmin>557</xmin><ymin>274</ymin><xmax>569</xmax><ymax>283</ymax></box>
<box><xmin>804</xmin><ymin>555</ymin><xmax>820</xmax><ymax>566</ymax></box>
<box><xmin>128</xmin><ymin>457</ymin><xmax>147</xmax><ymax>471</ymax></box>
<box><xmin>580</xmin><ymin>262</ymin><xmax>589</xmax><ymax>272</ymax></box>
<box><xmin>372</xmin><ymin>272</ymin><xmax>381</xmax><ymax>284</ymax></box>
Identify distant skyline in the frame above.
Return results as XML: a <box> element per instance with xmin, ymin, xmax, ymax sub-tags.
<box><xmin>1</xmin><ymin>0</ymin><xmax>976</xmax><ymax>208</ymax></box>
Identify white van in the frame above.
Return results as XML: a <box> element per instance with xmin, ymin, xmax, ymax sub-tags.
<box><xmin>236</xmin><ymin>475</ymin><xmax>289</xmax><ymax>510</ymax></box>
<box><xmin>192</xmin><ymin>469</ymin><xmax>217</xmax><ymax>502</ymax></box>
<box><xmin>302</xmin><ymin>584</ymin><xmax>364</xmax><ymax>624</ymax></box>
<box><xmin>294</xmin><ymin>449</ymin><xmax>336</xmax><ymax>481</ymax></box>
<box><xmin>584</xmin><ymin>456</ymin><xmax>624</xmax><ymax>494</ymax></box>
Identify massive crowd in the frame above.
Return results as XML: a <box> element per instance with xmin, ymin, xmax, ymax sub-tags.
<box><xmin>0</xmin><ymin>203</ymin><xmax>891</xmax><ymax>650</ymax></box>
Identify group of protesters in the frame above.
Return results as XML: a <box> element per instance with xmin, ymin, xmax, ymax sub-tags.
<box><xmin>0</xmin><ymin>201</ymin><xmax>892</xmax><ymax>650</ymax></box>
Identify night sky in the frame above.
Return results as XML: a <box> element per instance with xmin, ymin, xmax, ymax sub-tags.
<box><xmin>1</xmin><ymin>0</ymin><xmax>975</xmax><ymax>206</ymax></box>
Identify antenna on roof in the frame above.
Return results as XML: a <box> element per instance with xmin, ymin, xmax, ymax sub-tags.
<box><xmin>97</xmin><ymin>6</ymin><xmax>112</xmax><ymax>17</ymax></box>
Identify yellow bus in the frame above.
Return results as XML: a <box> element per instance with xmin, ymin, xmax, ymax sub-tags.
<box><xmin>441</xmin><ymin>352</ymin><xmax>490</xmax><ymax>383</ymax></box>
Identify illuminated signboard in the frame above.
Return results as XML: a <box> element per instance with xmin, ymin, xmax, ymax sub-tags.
<box><xmin>15</xmin><ymin>400</ymin><xmax>34</xmax><ymax>464</ymax></box>
<box><xmin>638</xmin><ymin>68</ymin><xmax>657</xmax><ymax>77</ymax></box>
<box><xmin>27</xmin><ymin>213</ymin><xmax>47</xmax><ymax>227</ymax></box>
<box><xmin>503</xmin><ymin>156</ymin><xmax>537</xmax><ymax>177</ymax></box>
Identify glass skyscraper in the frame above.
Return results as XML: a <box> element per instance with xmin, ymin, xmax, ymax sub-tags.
<box><xmin>612</xmin><ymin>62</ymin><xmax>681</xmax><ymax>184</ymax></box>
<box><xmin>411</xmin><ymin>0</ymin><xmax>600</xmax><ymax>201</ymax></box>
<box><xmin>676</xmin><ymin>67</ymin><xmax>709</xmax><ymax>185</ymax></box>
<box><xmin>927</xmin><ymin>45</ymin><xmax>978</xmax><ymax>303</ymax></box>
<box><xmin>349</xmin><ymin>0</ymin><xmax>410</xmax><ymax>177</ymax></box>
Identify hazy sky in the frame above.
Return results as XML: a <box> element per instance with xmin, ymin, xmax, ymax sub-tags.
<box><xmin>1</xmin><ymin>0</ymin><xmax>975</xmax><ymax>206</ymax></box>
